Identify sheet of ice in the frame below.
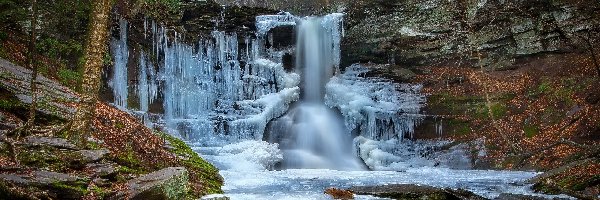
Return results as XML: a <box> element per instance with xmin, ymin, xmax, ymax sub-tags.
<box><xmin>200</xmin><ymin>140</ymin><xmax>283</xmax><ymax>171</ymax></box>
<box><xmin>354</xmin><ymin>136</ymin><xmax>473</xmax><ymax>171</ymax></box>
<box><xmin>325</xmin><ymin>64</ymin><xmax>425</xmax><ymax>140</ymax></box>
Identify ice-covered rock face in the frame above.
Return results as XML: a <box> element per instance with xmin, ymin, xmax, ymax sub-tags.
<box><xmin>108</xmin><ymin>14</ymin><xmax>302</xmax><ymax>145</ymax></box>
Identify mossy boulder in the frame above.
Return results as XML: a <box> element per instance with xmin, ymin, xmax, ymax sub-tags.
<box><xmin>156</xmin><ymin>131</ymin><xmax>223</xmax><ymax>196</ymax></box>
<box><xmin>127</xmin><ymin>167</ymin><xmax>189</xmax><ymax>200</ymax></box>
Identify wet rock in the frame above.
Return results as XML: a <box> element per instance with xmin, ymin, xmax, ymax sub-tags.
<box><xmin>365</xmin><ymin>65</ymin><xmax>417</xmax><ymax>83</ymax></box>
<box><xmin>494</xmin><ymin>193</ymin><xmax>556</xmax><ymax>200</ymax></box>
<box><xmin>350</xmin><ymin>184</ymin><xmax>486</xmax><ymax>200</ymax></box>
<box><xmin>23</xmin><ymin>136</ymin><xmax>78</xmax><ymax>150</ymax></box>
<box><xmin>127</xmin><ymin>167</ymin><xmax>189</xmax><ymax>200</ymax></box>
<box><xmin>325</xmin><ymin>187</ymin><xmax>354</xmax><ymax>199</ymax></box>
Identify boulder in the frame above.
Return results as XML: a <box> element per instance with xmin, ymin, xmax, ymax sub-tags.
<box><xmin>127</xmin><ymin>167</ymin><xmax>189</xmax><ymax>200</ymax></box>
<box><xmin>350</xmin><ymin>184</ymin><xmax>486</xmax><ymax>200</ymax></box>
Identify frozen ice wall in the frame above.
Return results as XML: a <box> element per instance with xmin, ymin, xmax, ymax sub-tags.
<box><xmin>108</xmin><ymin>13</ymin><xmax>301</xmax><ymax>145</ymax></box>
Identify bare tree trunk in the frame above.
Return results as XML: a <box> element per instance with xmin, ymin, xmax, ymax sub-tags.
<box><xmin>583</xmin><ymin>31</ymin><xmax>600</xmax><ymax>78</ymax></box>
<box><xmin>69</xmin><ymin>0</ymin><xmax>114</xmax><ymax>145</ymax></box>
<box><xmin>23</xmin><ymin>0</ymin><xmax>38</xmax><ymax>137</ymax></box>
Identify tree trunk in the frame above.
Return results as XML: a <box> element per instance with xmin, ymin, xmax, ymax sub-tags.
<box><xmin>69</xmin><ymin>0</ymin><xmax>114</xmax><ymax>145</ymax></box>
<box><xmin>23</xmin><ymin>0</ymin><xmax>38</xmax><ymax>136</ymax></box>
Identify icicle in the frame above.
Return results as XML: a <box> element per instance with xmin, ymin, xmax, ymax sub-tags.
<box><xmin>109</xmin><ymin>17</ymin><xmax>129</xmax><ymax>109</ymax></box>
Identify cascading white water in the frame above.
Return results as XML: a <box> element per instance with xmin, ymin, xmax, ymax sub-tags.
<box><xmin>268</xmin><ymin>16</ymin><xmax>365</xmax><ymax>170</ymax></box>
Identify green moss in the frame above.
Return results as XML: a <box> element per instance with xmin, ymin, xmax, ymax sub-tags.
<box><xmin>86</xmin><ymin>141</ymin><xmax>101</xmax><ymax>150</ymax></box>
<box><xmin>489</xmin><ymin>102</ymin><xmax>507</xmax><ymax>118</ymax></box>
<box><xmin>17</xmin><ymin>146</ymin><xmax>86</xmax><ymax>171</ymax></box>
<box><xmin>49</xmin><ymin>181</ymin><xmax>88</xmax><ymax>197</ymax></box>
<box><xmin>532</xmin><ymin>182</ymin><xmax>561</xmax><ymax>194</ymax></box>
<box><xmin>17</xmin><ymin>147</ymin><xmax>61</xmax><ymax>169</ymax></box>
<box><xmin>117</xmin><ymin>165</ymin><xmax>146</xmax><ymax>175</ymax></box>
<box><xmin>88</xmin><ymin>185</ymin><xmax>109</xmax><ymax>198</ymax></box>
<box><xmin>57</xmin><ymin>68</ymin><xmax>82</xmax><ymax>90</ymax></box>
<box><xmin>446</xmin><ymin>119</ymin><xmax>471</xmax><ymax>136</ymax></box>
<box><xmin>155</xmin><ymin>131</ymin><xmax>223</xmax><ymax>196</ymax></box>
<box><xmin>0</xmin><ymin>98</ymin><xmax>23</xmax><ymax>110</ymax></box>
<box><xmin>113</xmin><ymin>146</ymin><xmax>145</xmax><ymax>173</ymax></box>
<box><xmin>115</xmin><ymin>121</ymin><xmax>125</xmax><ymax>129</ymax></box>
<box><xmin>523</xmin><ymin>123</ymin><xmax>539</xmax><ymax>138</ymax></box>
<box><xmin>571</xmin><ymin>175</ymin><xmax>600</xmax><ymax>191</ymax></box>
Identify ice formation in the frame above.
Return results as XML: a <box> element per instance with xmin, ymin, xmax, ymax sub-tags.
<box><xmin>325</xmin><ymin>64</ymin><xmax>425</xmax><ymax>140</ymax></box>
<box><xmin>108</xmin><ymin>12</ymin><xmax>303</xmax><ymax>145</ymax></box>
<box><xmin>137</xmin><ymin>52</ymin><xmax>158</xmax><ymax>112</ymax></box>
<box><xmin>109</xmin><ymin>18</ymin><xmax>129</xmax><ymax>109</ymax></box>
<box><xmin>214</xmin><ymin>140</ymin><xmax>283</xmax><ymax>171</ymax></box>
<box><xmin>255</xmin><ymin>12</ymin><xmax>297</xmax><ymax>37</ymax></box>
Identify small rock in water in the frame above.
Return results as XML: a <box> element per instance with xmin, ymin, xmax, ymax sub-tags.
<box><xmin>325</xmin><ymin>187</ymin><xmax>354</xmax><ymax>199</ymax></box>
<box><xmin>351</xmin><ymin>184</ymin><xmax>486</xmax><ymax>200</ymax></box>
<box><xmin>201</xmin><ymin>194</ymin><xmax>230</xmax><ymax>200</ymax></box>
<box><xmin>494</xmin><ymin>193</ymin><xmax>560</xmax><ymax>200</ymax></box>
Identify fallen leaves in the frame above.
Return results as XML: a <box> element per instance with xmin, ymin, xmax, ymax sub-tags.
<box><xmin>413</xmin><ymin>52</ymin><xmax>600</xmax><ymax>170</ymax></box>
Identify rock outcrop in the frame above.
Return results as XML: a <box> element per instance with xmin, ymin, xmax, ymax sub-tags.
<box><xmin>0</xmin><ymin>58</ymin><xmax>78</xmax><ymax>120</ymax></box>
<box><xmin>343</xmin><ymin>0</ymin><xmax>600</xmax><ymax>69</ymax></box>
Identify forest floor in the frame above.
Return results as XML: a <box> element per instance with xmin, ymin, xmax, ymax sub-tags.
<box><xmin>409</xmin><ymin>52</ymin><xmax>600</xmax><ymax>198</ymax></box>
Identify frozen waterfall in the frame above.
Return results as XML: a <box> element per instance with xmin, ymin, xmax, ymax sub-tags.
<box><xmin>108</xmin><ymin>12</ymin><xmax>425</xmax><ymax>171</ymax></box>
<box><xmin>266</xmin><ymin>15</ymin><xmax>365</xmax><ymax>170</ymax></box>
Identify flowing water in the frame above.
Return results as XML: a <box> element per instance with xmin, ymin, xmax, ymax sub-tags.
<box><xmin>266</xmin><ymin>17</ymin><xmax>364</xmax><ymax>170</ymax></box>
<box><xmin>108</xmin><ymin>12</ymin><xmax>570</xmax><ymax>200</ymax></box>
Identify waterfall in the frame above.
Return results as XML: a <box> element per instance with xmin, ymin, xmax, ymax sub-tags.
<box><xmin>109</xmin><ymin>12</ymin><xmax>424</xmax><ymax>171</ymax></box>
<box><xmin>267</xmin><ymin>15</ymin><xmax>365</xmax><ymax>170</ymax></box>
